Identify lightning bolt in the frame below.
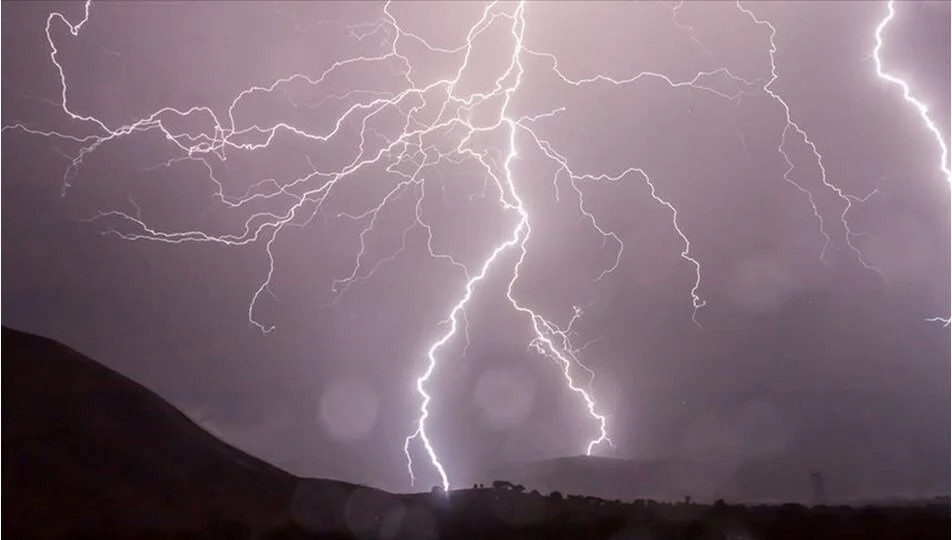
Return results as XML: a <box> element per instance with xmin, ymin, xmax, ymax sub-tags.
<box><xmin>925</xmin><ymin>316</ymin><xmax>951</xmax><ymax>328</ymax></box>
<box><xmin>872</xmin><ymin>0</ymin><xmax>950</xmax><ymax>185</ymax></box>
<box><xmin>406</xmin><ymin>3</ymin><xmax>615</xmax><ymax>490</ymax></box>
<box><xmin>870</xmin><ymin>0</ymin><xmax>951</xmax><ymax>326</ymax></box>
<box><xmin>735</xmin><ymin>2</ymin><xmax>885</xmax><ymax>278</ymax></box>
<box><xmin>4</xmin><ymin>0</ymin><xmax>945</xmax><ymax>493</ymax></box>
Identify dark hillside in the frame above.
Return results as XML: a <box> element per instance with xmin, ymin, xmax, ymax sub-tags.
<box><xmin>2</xmin><ymin>326</ymin><xmax>296</xmax><ymax>536</ymax></box>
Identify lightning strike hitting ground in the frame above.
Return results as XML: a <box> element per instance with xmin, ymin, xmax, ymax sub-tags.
<box><xmin>4</xmin><ymin>0</ymin><xmax>946</xmax><ymax>491</ymax></box>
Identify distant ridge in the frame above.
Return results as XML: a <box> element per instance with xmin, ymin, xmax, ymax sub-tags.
<box><xmin>472</xmin><ymin>455</ymin><xmax>722</xmax><ymax>503</ymax></box>
<box><xmin>471</xmin><ymin>454</ymin><xmax>952</xmax><ymax>505</ymax></box>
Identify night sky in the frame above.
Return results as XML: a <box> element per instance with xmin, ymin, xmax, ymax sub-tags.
<box><xmin>2</xmin><ymin>1</ymin><xmax>949</xmax><ymax>498</ymax></box>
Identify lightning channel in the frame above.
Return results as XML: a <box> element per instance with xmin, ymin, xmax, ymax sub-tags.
<box><xmin>872</xmin><ymin>0</ymin><xmax>950</xmax><ymax>185</ymax></box>
<box><xmin>735</xmin><ymin>2</ymin><xmax>885</xmax><ymax>278</ymax></box>
<box><xmin>870</xmin><ymin>0</ymin><xmax>951</xmax><ymax>326</ymax></box>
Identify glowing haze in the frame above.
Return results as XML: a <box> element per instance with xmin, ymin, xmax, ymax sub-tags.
<box><xmin>2</xmin><ymin>1</ymin><xmax>949</xmax><ymax>497</ymax></box>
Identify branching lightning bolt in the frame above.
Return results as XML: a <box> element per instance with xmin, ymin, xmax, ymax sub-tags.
<box><xmin>870</xmin><ymin>0</ymin><xmax>951</xmax><ymax>326</ymax></box>
<box><xmin>4</xmin><ymin>0</ymin><xmax>946</xmax><ymax>494</ymax></box>
<box><xmin>736</xmin><ymin>2</ymin><xmax>885</xmax><ymax>278</ymax></box>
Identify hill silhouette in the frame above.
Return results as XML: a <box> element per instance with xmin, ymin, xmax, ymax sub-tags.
<box><xmin>2</xmin><ymin>326</ymin><xmax>300</xmax><ymax>535</ymax></box>
<box><xmin>3</xmin><ymin>327</ymin><xmax>948</xmax><ymax>539</ymax></box>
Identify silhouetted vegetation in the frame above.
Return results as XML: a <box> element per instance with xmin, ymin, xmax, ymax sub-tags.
<box><xmin>273</xmin><ymin>491</ymin><xmax>949</xmax><ymax>540</ymax></box>
<box><xmin>13</xmin><ymin>488</ymin><xmax>947</xmax><ymax>539</ymax></box>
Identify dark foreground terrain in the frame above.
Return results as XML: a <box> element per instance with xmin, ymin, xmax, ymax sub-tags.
<box><xmin>3</xmin><ymin>328</ymin><xmax>948</xmax><ymax>539</ymax></box>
